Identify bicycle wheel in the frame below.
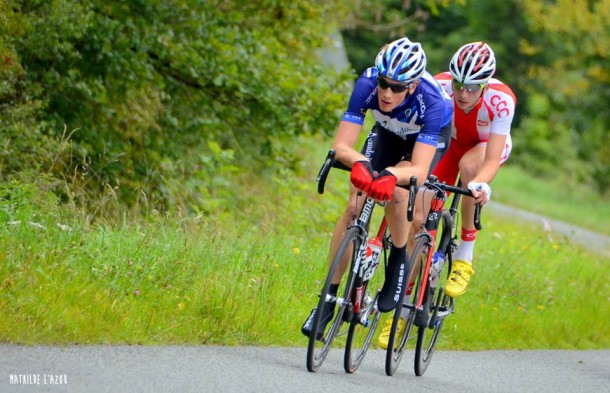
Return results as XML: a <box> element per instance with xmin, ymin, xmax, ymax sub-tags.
<box><xmin>343</xmin><ymin>243</ymin><xmax>385</xmax><ymax>373</ymax></box>
<box><xmin>384</xmin><ymin>235</ymin><xmax>429</xmax><ymax>376</ymax></box>
<box><xmin>306</xmin><ymin>226</ymin><xmax>362</xmax><ymax>372</ymax></box>
<box><xmin>414</xmin><ymin>210</ymin><xmax>454</xmax><ymax>376</ymax></box>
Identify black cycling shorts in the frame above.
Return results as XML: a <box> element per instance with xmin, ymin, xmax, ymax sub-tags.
<box><xmin>359</xmin><ymin>122</ymin><xmax>451</xmax><ymax>176</ymax></box>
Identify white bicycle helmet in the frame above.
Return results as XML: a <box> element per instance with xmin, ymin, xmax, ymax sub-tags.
<box><xmin>449</xmin><ymin>42</ymin><xmax>496</xmax><ymax>84</ymax></box>
<box><xmin>375</xmin><ymin>38</ymin><xmax>427</xmax><ymax>84</ymax></box>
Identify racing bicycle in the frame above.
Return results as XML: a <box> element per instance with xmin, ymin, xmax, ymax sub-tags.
<box><xmin>305</xmin><ymin>149</ymin><xmax>417</xmax><ymax>373</ymax></box>
<box><xmin>385</xmin><ymin>176</ymin><xmax>482</xmax><ymax>376</ymax></box>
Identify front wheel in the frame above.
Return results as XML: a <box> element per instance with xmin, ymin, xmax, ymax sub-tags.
<box><xmin>306</xmin><ymin>226</ymin><xmax>362</xmax><ymax>372</ymax></box>
<box><xmin>344</xmin><ymin>270</ymin><xmax>383</xmax><ymax>373</ymax></box>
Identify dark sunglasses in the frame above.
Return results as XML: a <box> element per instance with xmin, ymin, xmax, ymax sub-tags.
<box><xmin>453</xmin><ymin>79</ymin><xmax>486</xmax><ymax>93</ymax></box>
<box><xmin>377</xmin><ymin>76</ymin><xmax>413</xmax><ymax>93</ymax></box>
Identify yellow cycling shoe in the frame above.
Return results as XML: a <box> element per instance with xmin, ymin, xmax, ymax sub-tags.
<box><xmin>444</xmin><ymin>260</ymin><xmax>475</xmax><ymax>298</ymax></box>
<box><xmin>378</xmin><ymin>317</ymin><xmax>406</xmax><ymax>349</ymax></box>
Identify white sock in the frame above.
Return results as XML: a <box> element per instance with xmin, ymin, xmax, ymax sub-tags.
<box><xmin>455</xmin><ymin>240</ymin><xmax>475</xmax><ymax>263</ymax></box>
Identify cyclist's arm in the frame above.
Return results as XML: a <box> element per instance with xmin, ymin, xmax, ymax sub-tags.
<box><xmin>468</xmin><ymin>133</ymin><xmax>507</xmax><ymax>204</ymax></box>
<box><xmin>332</xmin><ymin>120</ymin><xmax>366</xmax><ymax>168</ymax></box>
<box><xmin>472</xmin><ymin>133</ymin><xmax>507</xmax><ymax>184</ymax></box>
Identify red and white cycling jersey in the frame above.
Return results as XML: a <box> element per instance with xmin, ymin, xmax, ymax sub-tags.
<box><xmin>435</xmin><ymin>72</ymin><xmax>516</xmax><ymax>146</ymax></box>
<box><xmin>432</xmin><ymin>72</ymin><xmax>517</xmax><ymax>185</ymax></box>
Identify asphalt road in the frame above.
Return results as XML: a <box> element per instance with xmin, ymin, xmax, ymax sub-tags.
<box><xmin>487</xmin><ymin>201</ymin><xmax>610</xmax><ymax>257</ymax></box>
<box><xmin>2</xmin><ymin>345</ymin><xmax>609</xmax><ymax>393</ymax></box>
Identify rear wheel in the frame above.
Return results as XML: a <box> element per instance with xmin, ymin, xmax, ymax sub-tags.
<box><xmin>306</xmin><ymin>226</ymin><xmax>362</xmax><ymax>372</ymax></box>
<box><xmin>414</xmin><ymin>211</ymin><xmax>454</xmax><ymax>376</ymax></box>
<box><xmin>385</xmin><ymin>235</ymin><xmax>429</xmax><ymax>376</ymax></box>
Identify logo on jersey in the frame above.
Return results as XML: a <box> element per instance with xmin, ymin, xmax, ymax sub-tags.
<box><xmin>365</xmin><ymin>133</ymin><xmax>377</xmax><ymax>159</ymax></box>
<box><xmin>478</xmin><ymin>120</ymin><xmax>489</xmax><ymax>127</ymax></box>
<box><xmin>372</xmin><ymin>109</ymin><xmax>421</xmax><ymax>136</ymax></box>
<box><xmin>416</xmin><ymin>94</ymin><xmax>426</xmax><ymax>119</ymax></box>
<box><xmin>491</xmin><ymin>94</ymin><xmax>510</xmax><ymax>118</ymax></box>
<box><xmin>365</xmin><ymin>90</ymin><xmax>376</xmax><ymax>106</ymax></box>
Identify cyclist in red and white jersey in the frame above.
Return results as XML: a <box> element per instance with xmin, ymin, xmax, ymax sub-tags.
<box><xmin>433</xmin><ymin>42</ymin><xmax>517</xmax><ymax>297</ymax></box>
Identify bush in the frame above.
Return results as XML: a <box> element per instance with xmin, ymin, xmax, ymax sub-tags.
<box><xmin>0</xmin><ymin>0</ymin><xmax>352</xmax><ymax>219</ymax></box>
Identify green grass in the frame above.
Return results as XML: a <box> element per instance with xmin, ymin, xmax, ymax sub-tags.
<box><xmin>0</xmin><ymin>138</ymin><xmax>609</xmax><ymax>349</ymax></box>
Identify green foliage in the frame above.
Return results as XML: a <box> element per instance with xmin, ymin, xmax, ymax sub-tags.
<box><xmin>518</xmin><ymin>0</ymin><xmax>610</xmax><ymax>193</ymax></box>
<box><xmin>1</xmin><ymin>0</ymin><xmax>352</xmax><ymax>218</ymax></box>
<box><xmin>341</xmin><ymin>0</ymin><xmax>466</xmax><ymax>75</ymax></box>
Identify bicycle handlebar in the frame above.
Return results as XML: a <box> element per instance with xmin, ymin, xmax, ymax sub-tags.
<box><xmin>423</xmin><ymin>176</ymin><xmax>483</xmax><ymax>230</ymax></box>
<box><xmin>406</xmin><ymin>176</ymin><xmax>417</xmax><ymax>222</ymax></box>
<box><xmin>474</xmin><ymin>204</ymin><xmax>482</xmax><ymax>230</ymax></box>
<box><xmin>316</xmin><ymin>150</ymin><xmax>335</xmax><ymax>195</ymax></box>
<box><xmin>315</xmin><ymin>149</ymin><xmax>482</xmax><ymax>229</ymax></box>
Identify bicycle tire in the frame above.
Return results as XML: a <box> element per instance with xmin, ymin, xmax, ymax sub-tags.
<box><xmin>384</xmin><ymin>235</ymin><xmax>428</xmax><ymax>376</ymax></box>
<box><xmin>436</xmin><ymin>210</ymin><xmax>454</xmax><ymax>257</ymax></box>
<box><xmin>343</xmin><ymin>245</ymin><xmax>385</xmax><ymax>373</ymax></box>
<box><xmin>306</xmin><ymin>226</ymin><xmax>362</xmax><ymax>372</ymax></box>
<box><xmin>414</xmin><ymin>210</ymin><xmax>453</xmax><ymax>376</ymax></box>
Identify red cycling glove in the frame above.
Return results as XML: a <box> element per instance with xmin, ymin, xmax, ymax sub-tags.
<box><xmin>369</xmin><ymin>169</ymin><xmax>397</xmax><ymax>201</ymax></box>
<box><xmin>350</xmin><ymin>160</ymin><xmax>374</xmax><ymax>192</ymax></box>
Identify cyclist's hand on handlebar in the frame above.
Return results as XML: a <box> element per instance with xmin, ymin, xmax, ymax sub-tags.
<box><xmin>350</xmin><ymin>160</ymin><xmax>374</xmax><ymax>192</ymax></box>
<box><xmin>468</xmin><ymin>182</ymin><xmax>492</xmax><ymax>204</ymax></box>
<box><xmin>369</xmin><ymin>169</ymin><xmax>397</xmax><ymax>201</ymax></box>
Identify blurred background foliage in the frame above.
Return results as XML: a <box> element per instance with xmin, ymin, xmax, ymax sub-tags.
<box><xmin>0</xmin><ymin>0</ymin><xmax>608</xmax><ymax>222</ymax></box>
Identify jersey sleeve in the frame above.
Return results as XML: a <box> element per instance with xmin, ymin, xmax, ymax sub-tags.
<box><xmin>487</xmin><ymin>82</ymin><xmax>517</xmax><ymax>136</ymax></box>
<box><xmin>415</xmin><ymin>73</ymin><xmax>454</xmax><ymax>146</ymax></box>
<box><xmin>434</xmin><ymin>72</ymin><xmax>454</xmax><ymax>98</ymax></box>
<box><xmin>341</xmin><ymin>67</ymin><xmax>378</xmax><ymax>126</ymax></box>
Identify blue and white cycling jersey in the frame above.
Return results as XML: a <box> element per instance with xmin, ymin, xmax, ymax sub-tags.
<box><xmin>342</xmin><ymin>67</ymin><xmax>453</xmax><ymax>147</ymax></box>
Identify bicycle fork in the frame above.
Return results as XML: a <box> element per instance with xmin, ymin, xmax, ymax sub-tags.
<box><xmin>351</xmin><ymin>214</ymin><xmax>388</xmax><ymax>326</ymax></box>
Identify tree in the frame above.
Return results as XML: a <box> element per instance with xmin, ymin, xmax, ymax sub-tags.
<box><xmin>518</xmin><ymin>0</ymin><xmax>610</xmax><ymax>194</ymax></box>
<box><xmin>0</xmin><ymin>0</ymin><xmax>353</xmax><ymax>217</ymax></box>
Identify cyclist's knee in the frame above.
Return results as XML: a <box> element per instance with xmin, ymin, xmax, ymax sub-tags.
<box><xmin>411</xmin><ymin>208</ymin><xmax>424</xmax><ymax>229</ymax></box>
<box><xmin>459</xmin><ymin>156</ymin><xmax>483</xmax><ymax>181</ymax></box>
<box><xmin>344</xmin><ymin>194</ymin><xmax>363</xmax><ymax>217</ymax></box>
<box><xmin>390</xmin><ymin>187</ymin><xmax>408</xmax><ymax>205</ymax></box>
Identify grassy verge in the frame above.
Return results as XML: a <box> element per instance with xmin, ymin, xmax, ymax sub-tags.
<box><xmin>492</xmin><ymin>164</ymin><xmax>610</xmax><ymax>236</ymax></box>
<box><xmin>1</xmin><ymin>138</ymin><xmax>609</xmax><ymax>349</ymax></box>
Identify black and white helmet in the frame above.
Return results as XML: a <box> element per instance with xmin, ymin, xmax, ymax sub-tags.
<box><xmin>449</xmin><ymin>42</ymin><xmax>496</xmax><ymax>84</ymax></box>
<box><xmin>375</xmin><ymin>38</ymin><xmax>427</xmax><ymax>83</ymax></box>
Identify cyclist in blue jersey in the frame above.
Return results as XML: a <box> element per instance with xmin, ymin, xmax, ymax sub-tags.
<box><xmin>302</xmin><ymin>37</ymin><xmax>454</xmax><ymax>340</ymax></box>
